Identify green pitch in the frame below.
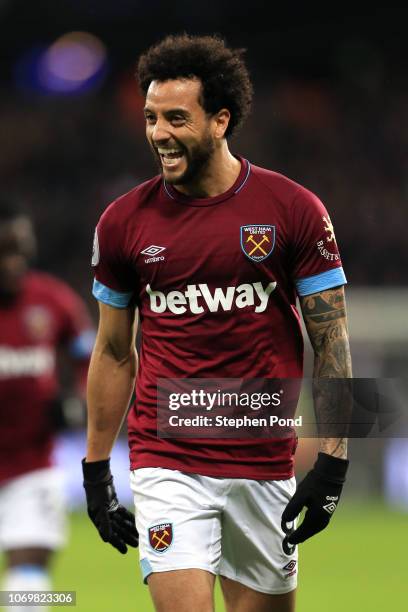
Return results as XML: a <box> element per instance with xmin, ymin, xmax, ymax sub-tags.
<box><xmin>50</xmin><ymin>503</ymin><xmax>406</xmax><ymax>611</ymax></box>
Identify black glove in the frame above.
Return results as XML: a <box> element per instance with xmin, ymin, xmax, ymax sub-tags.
<box><xmin>82</xmin><ymin>458</ymin><xmax>139</xmax><ymax>554</ymax></box>
<box><xmin>281</xmin><ymin>452</ymin><xmax>349</xmax><ymax>553</ymax></box>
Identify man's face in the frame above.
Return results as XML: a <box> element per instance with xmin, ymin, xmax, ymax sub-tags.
<box><xmin>144</xmin><ymin>78</ymin><xmax>216</xmax><ymax>185</ymax></box>
<box><xmin>0</xmin><ymin>216</ymin><xmax>35</xmax><ymax>297</ymax></box>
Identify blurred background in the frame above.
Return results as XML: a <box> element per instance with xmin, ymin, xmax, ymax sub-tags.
<box><xmin>0</xmin><ymin>1</ymin><xmax>407</xmax><ymax>610</ymax></box>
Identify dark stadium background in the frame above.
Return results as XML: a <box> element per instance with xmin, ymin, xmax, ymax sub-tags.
<box><xmin>1</xmin><ymin>2</ymin><xmax>406</xmax><ymax>611</ymax></box>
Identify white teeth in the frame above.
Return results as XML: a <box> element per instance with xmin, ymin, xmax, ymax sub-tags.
<box><xmin>157</xmin><ymin>148</ymin><xmax>182</xmax><ymax>155</ymax></box>
<box><xmin>162</xmin><ymin>156</ymin><xmax>182</xmax><ymax>167</ymax></box>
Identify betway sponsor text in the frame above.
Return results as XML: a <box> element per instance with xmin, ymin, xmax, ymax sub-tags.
<box><xmin>146</xmin><ymin>281</ymin><xmax>277</xmax><ymax>315</ymax></box>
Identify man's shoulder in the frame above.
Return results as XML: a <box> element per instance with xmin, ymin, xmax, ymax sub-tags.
<box><xmin>250</xmin><ymin>163</ymin><xmax>306</xmax><ymax>200</ymax></box>
<box><xmin>99</xmin><ymin>175</ymin><xmax>162</xmax><ymax>227</ymax></box>
<box><xmin>249</xmin><ymin>163</ymin><xmax>324</xmax><ymax>218</ymax></box>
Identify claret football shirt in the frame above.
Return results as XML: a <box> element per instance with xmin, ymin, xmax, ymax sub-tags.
<box><xmin>0</xmin><ymin>272</ymin><xmax>94</xmax><ymax>483</ymax></box>
<box><xmin>92</xmin><ymin>157</ymin><xmax>346</xmax><ymax>479</ymax></box>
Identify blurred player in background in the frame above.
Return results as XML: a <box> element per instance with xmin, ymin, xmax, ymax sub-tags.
<box><xmin>83</xmin><ymin>35</ymin><xmax>352</xmax><ymax>612</ymax></box>
<box><xmin>0</xmin><ymin>200</ymin><xmax>94</xmax><ymax>612</ymax></box>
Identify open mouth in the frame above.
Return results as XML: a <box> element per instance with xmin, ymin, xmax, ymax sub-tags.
<box><xmin>157</xmin><ymin>147</ymin><xmax>185</xmax><ymax>169</ymax></box>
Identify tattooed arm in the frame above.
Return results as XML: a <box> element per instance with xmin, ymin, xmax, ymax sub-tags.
<box><xmin>300</xmin><ymin>286</ymin><xmax>352</xmax><ymax>459</ymax></box>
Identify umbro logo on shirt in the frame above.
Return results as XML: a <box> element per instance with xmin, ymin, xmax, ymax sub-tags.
<box><xmin>141</xmin><ymin>245</ymin><xmax>166</xmax><ymax>264</ymax></box>
<box><xmin>141</xmin><ymin>245</ymin><xmax>166</xmax><ymax>256</ymax></box>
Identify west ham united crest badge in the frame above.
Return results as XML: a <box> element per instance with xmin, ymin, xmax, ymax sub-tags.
<box><xmin>240</xmin><ymin>225</ymin><xmax>275</xmax><ymax>262</ymax></box>
<box><xmin>148</xmin><ymin>523</ymin><xmax>173</xmax><ymax>553</ymax></box>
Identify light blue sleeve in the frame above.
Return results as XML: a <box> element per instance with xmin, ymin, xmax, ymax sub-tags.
<box><xmin>92</xmin><ymin>279</ymin><xmax>133</xmax><ymax>308</ymax></box>
<box><xmin>295</xmin><ymin>267</ymin><xmax>347</xmax><ymax>297</ymax></box>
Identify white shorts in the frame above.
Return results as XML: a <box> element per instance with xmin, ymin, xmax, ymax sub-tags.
<box><xmin>0</xmin><ymin>467</ymin><xmax>67</xmax><ymax>551</ymax></box>
<box><xmin>130</xmin><ymin>468</ymin><xmax>297</xmax><ymax>595</ymax></box>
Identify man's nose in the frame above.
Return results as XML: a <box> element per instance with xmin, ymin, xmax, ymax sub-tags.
<box><xmin>151</xmin><ymin>119</ymin><xmax>171</xmax><ymax>144</ymax></box>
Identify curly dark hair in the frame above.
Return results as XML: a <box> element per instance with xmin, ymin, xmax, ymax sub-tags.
<box><xmin>137</xmin><ymin>34</ymin><xmax>253</xmax><ymax>138</ymax></box>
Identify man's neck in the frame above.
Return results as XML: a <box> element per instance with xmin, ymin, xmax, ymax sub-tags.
<box><xmin>172</xmin><ymin>145</ymin><xmax>241</xmax><ymax>199</ymax></box>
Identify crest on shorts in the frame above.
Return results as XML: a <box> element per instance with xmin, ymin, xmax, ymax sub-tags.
<box><xmin>240</xmin><ymin>225</ymin><xmax>275</xmax><ymax>262</ymax></box>
<box><xmin>148</xmin><ymin>522</ymin><xmax>173</xmax><ymax>553</ymax></box>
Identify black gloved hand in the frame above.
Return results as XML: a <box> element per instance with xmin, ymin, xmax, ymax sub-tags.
<box><xmin>281</xmin><ymin>452</ymin><xmax>349</xmax><ymax>554</ymax></box>
<box><xmin>82</xmin><ymin>458</ymin><xmax>139</xmax><ymax>554</ymax></box>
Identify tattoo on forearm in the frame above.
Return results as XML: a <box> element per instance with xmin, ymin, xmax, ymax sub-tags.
<box><xmin>300</xmin><ymin>287</ymin><xmax>352</xmax><ymax>458</ymax></box>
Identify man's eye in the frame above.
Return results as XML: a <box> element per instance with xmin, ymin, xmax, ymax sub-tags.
<box><xmin>145</xmin><ymin>115</ymin><xmax>156</xmax><ymax>124</ymax></box>
<box><xmin>171</xmin><ymin>117</ymin><xmax>186</xmax><ymax>125</ymax></box>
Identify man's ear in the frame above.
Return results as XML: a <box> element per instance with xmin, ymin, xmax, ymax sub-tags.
<box><xmin>213</xmin><ymin>108</ymin><xmax>231</xmax><ymax>139</ymax></box>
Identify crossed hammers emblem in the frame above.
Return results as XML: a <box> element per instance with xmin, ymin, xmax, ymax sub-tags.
<box><xmin>152</xmin><ymin>529</ymin><xmax>170</xmax><ymax>550</ymax></box>
<box><xmin>246</xmin><ymin>233</ymin><xmax>270</xmax><ymax>257</ymax></box>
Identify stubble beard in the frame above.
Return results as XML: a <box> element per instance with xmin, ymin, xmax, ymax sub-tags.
<box><xmin>152</xmin><ymin>132</ymin><xmax>216</xmax><ymax>186</ymax></box>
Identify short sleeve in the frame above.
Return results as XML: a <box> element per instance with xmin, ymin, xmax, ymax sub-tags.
<box><xmin>290</xmin><ymin>187</ymin><xmax>347</xmax><ymax>296</ymax></box>
<box><xmin>91</xmin><ymin>205</ymin><xmax>135</xmax><ymax>309</ymax></box>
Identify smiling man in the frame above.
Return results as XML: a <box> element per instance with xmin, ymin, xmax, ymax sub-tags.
<box><xmin>145</xmin><ymin>76</ymin><xmax>238</xmax><ymax>195</ymax></box>
<box><xmin>83</xmin><ymin>34</ymin><xmax>351</xmax><ymax>612</ymax></box>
